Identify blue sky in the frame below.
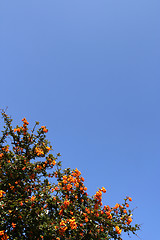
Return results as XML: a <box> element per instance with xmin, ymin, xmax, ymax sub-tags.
<box><xmin>0</xmin><ymin>1</ymin><xmax>160</xmax><ymax>239</ymax></box>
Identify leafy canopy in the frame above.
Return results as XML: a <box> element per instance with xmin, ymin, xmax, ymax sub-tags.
<box><xmin>0</xmin><ymin>111</ymin><xmax>140</xmax><ymax>240</ymax></box>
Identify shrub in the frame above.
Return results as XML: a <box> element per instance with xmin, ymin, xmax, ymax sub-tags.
<box><xmin>0</xmin><ymin>111</ymin><xmax>140</xmax><ymax>240</ymax></box>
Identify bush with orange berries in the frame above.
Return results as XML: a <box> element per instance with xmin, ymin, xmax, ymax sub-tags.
<box><xmin>0</xmin><ymin>111</ymin><xmax>140</xmax><ymax>240</ymax></box>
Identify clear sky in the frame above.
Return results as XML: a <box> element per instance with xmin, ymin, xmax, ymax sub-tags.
<box><xmin>0</xmin><ymin>1</ymin><xmax>160</xmax><ymax>239</ymax></box>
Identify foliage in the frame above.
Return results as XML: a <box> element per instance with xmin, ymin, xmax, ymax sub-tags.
<box><xmin>0</xmin><ymin>111</ymin><xmax>140</xmax><ymax>240</ymax></box>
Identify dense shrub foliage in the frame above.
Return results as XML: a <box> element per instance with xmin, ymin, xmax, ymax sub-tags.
<box><xmin>0</xmin><ymin>112</ymin><xmax>140</xmax><ymax>240</ymax></box>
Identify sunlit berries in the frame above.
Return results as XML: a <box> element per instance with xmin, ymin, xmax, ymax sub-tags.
<box><xmin>41</xmin><ymin>126</ymin><xmax>48</xmax><ymax>133</ymax></box>
<box><xmin>115</xmin><ymin>226</ymin><xmax>122</xmax><ymax>234</ymax></box>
